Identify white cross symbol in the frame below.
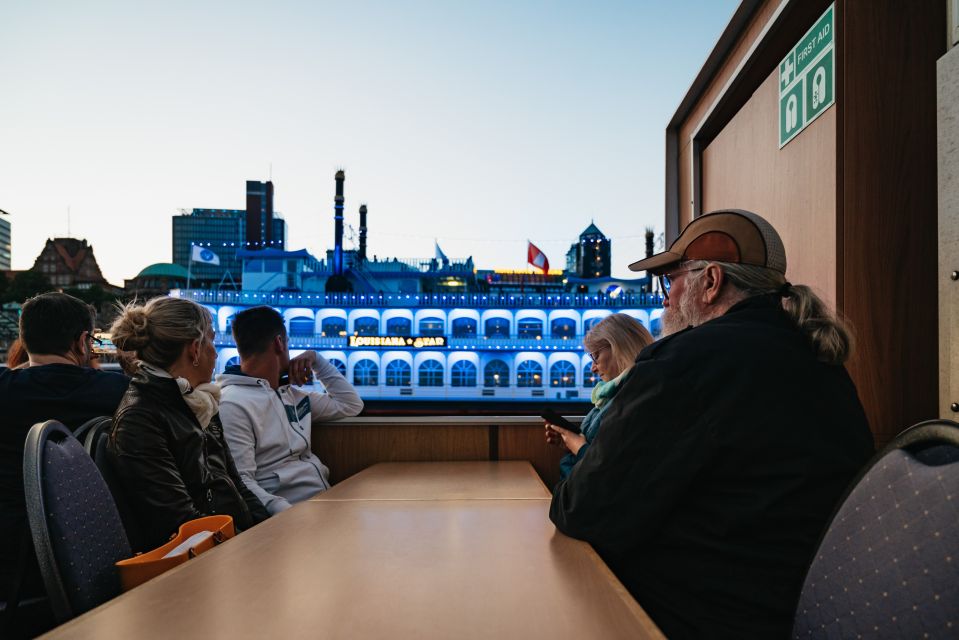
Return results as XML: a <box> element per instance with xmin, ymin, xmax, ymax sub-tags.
<box><xmin>781</xmin><ymin>58</ymin><xmax>795</xmax><ymax>87</ymax></box>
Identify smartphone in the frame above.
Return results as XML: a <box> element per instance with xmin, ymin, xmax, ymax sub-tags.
<box><xmin>93</xmin><ymin>332</ymin><xmax>118</xmax><ymax>355</ymax></box>
<box><xmin>540</xmin><ymin>408</ymin><xmax>581</xmax><ymax>434</ymax></box>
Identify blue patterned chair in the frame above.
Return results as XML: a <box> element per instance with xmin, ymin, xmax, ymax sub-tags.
<box><xmin>793</xmin><ymin>419</ymin><xmax>959</xmax><ymax>638</ymax></box>
<box><xmin>22</xmin><ymin>420</ymin><xmax>132</xmax><ymax>623</ymax></box>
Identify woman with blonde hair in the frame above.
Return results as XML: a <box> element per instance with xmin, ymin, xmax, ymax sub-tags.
<box><xmin>107</xmin><ymin>296</ymin><xmax>269</xmax><ymax>551</ymax></box>
<box><xmin>545</xmin><ymin>313</ymin><xmax>653</xmax><ymax>479</ymax></box>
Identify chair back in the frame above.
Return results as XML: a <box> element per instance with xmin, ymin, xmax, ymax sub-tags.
<box><xmin>90</xmin><ymin>425</ymin><xmax>145</xmax><ymax>550</ymax></box>
<box><xmin>22</xmin><ymin>420</ymin><xmax>132</xmax><ymax>623</ymax></box>
<box><xmin>72</xmin><ymin>415</ymin><xmax>112</xmax><ymax>449</ymax></box>
<box><xmin>792</xmin><ymin>420</ymin><xmax>959</xmax><ymax>638</ymax></box>
<box><xmin>82</xmin><ymin>416</ymin><xmax>113</xmax><ymax>456</ymax></box>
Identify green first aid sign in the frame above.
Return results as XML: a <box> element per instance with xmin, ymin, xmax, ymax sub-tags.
<box><xmin>779</xmin><ymin>4</ymin><xmax>835</xmax><ymax>148</ymax></box>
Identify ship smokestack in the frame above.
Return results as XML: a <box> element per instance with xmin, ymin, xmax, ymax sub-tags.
<box><xmin>645</xmin><ymin>227</ymin><xmax>654</xmax><ymax>259</ymax></box>
<box><xmin>334</xmin><ymin>170</ymin><xmax>345</xmax><ymax>275</ymax></box>
<box><xmin>358</xmin><ymin>204</ymin><xmax>368</xmax><ymax>262</ymax></box>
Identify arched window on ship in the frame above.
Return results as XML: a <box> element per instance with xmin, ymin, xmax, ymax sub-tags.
<box><xmin>550</xmin><ymin>361</ymin><xmax>576</xmax><ymax>387</ymax></box>
<box><xmin>385</xmin><ymin>360</ymin><xmax>411</xmax><ymax>386</ymax></box>
<box><xmin>450</xmin><ymin>361</ymin><xmax>477</xmax><ymax>387</ymax></box>
<box><xmin>516</xmin><ymin>360</ymin><xmax>543</xmax><ymax>388</ymax></box>
<box><xmin>353</xmin><ymin>359</ymin><xmax>379</xmax><ymax>386</ymax></box>
<box><xmin>484</xmin><ymin>360</ymin><xmax>509</xmax><ymax>387</ymax></box>
<box><xmin>418</xmin><ymin>359</ymin><xmax>444</xmax><ymax>387</ymax></box>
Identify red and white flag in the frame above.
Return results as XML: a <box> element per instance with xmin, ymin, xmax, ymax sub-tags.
<box><xmin>527</xmin><ymin>241</ymin><xmax>549</xmax><ymax>274</ymax></box>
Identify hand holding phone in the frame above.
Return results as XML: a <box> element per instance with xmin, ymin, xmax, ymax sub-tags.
<box><xmin>541</xmin><ymin>408</ymin><xmax>581</xmax><ymax>434</ymax></box>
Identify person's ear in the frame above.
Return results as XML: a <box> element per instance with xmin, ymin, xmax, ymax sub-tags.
<box><xmin>189</xmin><ymin>339</ymin><xmax>201</xmax><ymax>365</ymax></box>
<box><xmin>701</xmin><ymin>264</ymin><xmax>725</xmax><ymax>305</ymax></box>
<box><xmin>72</xmin><ymin>331</ymin><xmax>90</xmax><ymax>365</ymax></box>
<box><xmin>273</xmin><ymin>334</ymin><xmax>285</xmax><ymax>355</ymax></box>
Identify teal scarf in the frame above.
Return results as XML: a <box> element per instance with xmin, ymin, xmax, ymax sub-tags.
<box><xmin>590</xmin><ymin>368</ymin><xmax>630</xmax><ymax>408</ymax></box>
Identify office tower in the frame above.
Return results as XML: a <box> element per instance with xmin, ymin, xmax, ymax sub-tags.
<box><xmin>246</xmin><ymin>181</ymin><xmax>275</xmax><ymax>250</ymax></box>
<box><xmin>0</xmin><ymin>212</ymin><xmax>10</xmax><ymax>270</ymax></box>
<box><xmin>173</xmin><ymin>207</ymin><xmax>285</xmax><ymax>287</ymax></box>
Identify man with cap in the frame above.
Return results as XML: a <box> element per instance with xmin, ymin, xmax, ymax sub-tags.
<box><xmin>549</xmin><ymin>210</ymin><xmax>874</xmax><ymax>638</ymax></box>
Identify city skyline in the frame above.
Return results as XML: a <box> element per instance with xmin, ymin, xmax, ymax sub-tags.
<box><xmin>0</xmin><ymin>1</ymin><xmax>739</xmax><ymax>285</ymax></box>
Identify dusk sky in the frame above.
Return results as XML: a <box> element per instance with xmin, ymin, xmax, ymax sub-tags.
<box><xmin>1</xmin><ymin>1</ymin><xmax>739</xmax><ymax>284</ymax></box>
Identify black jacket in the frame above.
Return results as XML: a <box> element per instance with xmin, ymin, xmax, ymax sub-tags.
<box><xmin>550</xmin><ymin>295</ymin><xmax>874</xmax><ymax>639</ymax></box>
<box><xmin>0</xmin><ymin>364</ymin><xmax>129</xmax><ymax>599</ymax></box>
<box><xmin>108</xmin><ymin>371</ymin><xmax>270</xmax><ymax>551</ymax></box>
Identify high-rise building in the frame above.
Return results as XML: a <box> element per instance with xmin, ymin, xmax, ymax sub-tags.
<box><xmin>0</xmin><ymin>211</ymin><xmax>10</xmax><ymax>270</ymax></box>
<box><xmin>246</xmin><ymin>181</ymin><xmax>275</xmax><ymax>250</ymax></box>
<box><xmin>172</xmin><ymin>208</ymin><xmax>285</xmax><ymax>287</ymax></box>
<box><xmin>565</xmin><ymin>223</ymin><xmax>611</xmax><ymax>279</ymax></box>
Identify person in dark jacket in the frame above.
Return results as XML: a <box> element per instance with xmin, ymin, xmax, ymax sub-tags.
<box><xmin>0</xmin><ymin>292</ymin><xmax>128</xmax><ymax>634</ymax></box>
<box><xmin>544</xmin><ymin>312</ymin><xmax>652</xmax><ymax>479</ymax></box>
<box><xmin>107</xmin><ymin>296</ymin><xmax>269</xmax><ymax>552</ymax></box>
<box><xmin>550</xmin><ymin>210</ymin><xmax>875</xmax><ymax>638</ymax></box>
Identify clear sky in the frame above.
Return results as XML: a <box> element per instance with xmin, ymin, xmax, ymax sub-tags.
<box><xmin>0</xmin><ymin>0</ymin><xmax>739</xmax><ymax>284</ymax></box>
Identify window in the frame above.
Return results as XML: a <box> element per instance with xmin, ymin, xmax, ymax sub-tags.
<box><xmin>583</xmin><ymin>317</ymin><xmax>605</xmax><ymax>334</ymax></box>
<box><xmin>353</xmin><ymin>317</ymin><xmax>379</xmax><ymax>336</ymax></box>
<box><xmin>329</xmin><ymin>358</ymin><xmax>346</xmax><ymax>377</ymax></box>
<box><xmin>517</xmin><ymin>319</ymin><xmax>543</xmax><ymax>338</ymax></box>
<box><xmin>450</xmin><ymin>360</ymin><xmax>477</xmax><ymax>387</ymax></box>
<box><xmin>418</xmin><ymin>317</ymin><xmax>444</xmax><ymax>336</ymax></box>
<box><xmin>225</xmin><ymin>356</ymin><xmax>240</xmax><ymax>369</ymax></box>
<box><xmin>353</xmin><ymin>359</ymin><xmax>379</xmax><ymax>386</ymax></box>
<box><xmin>451</xmin><ymin>317</ymin><xmax>477</xmax><ymax>338</ymax></box>
<box><xmin>321</xmin><ymin>317</ymin><xmax>346</xmax><ymax>337</ymax></box>
<box><xmin>385</xmin><ymin>360</ymin><xmax>411</xmax><ymax>386</ymax></box>
<box><xmin>289</xmin><ymin>317</ymin><xmax>314</xmax><ymax>337</ymax></box>
<box><xmin>225</xmin><ymin>314</ymin><xmax>237</xmax><ymax>335</ymax></box>
<box><xmin>418</xmin><ymin>359</ymin><xmax>444</xmax><ymax>387</ymax></box>
<box><xmin>550</xmin><ymin>318</ymin><xmax>576</xmax><ymax>339</ymax></box>
<box><xmin>484</xmin><ymin>317</ymin><xmax>510</xmax><ymax>338</ymax></box>
<box><xmin>516</xmin><ymin>360</ymin><xmax>543</xmax><ymax>388</ymax></box>
<box><xmin>386</xmin><ymin>317</ymin><xmax>411</xmax><ymax>336</ymax></box>
<box><xmin>583</xmin><ymin>363</ymin><xmax>599</xmax><ymax>388</ymax></box>
<box><xmin>484</xmin><ymin>360</ymin><xmax>509</xmax><ymax>387</ymax></box>
<box><xmin>550</xmin><ymin>361</ymin><xmax>576</xmax><ymax>387</ymax></box>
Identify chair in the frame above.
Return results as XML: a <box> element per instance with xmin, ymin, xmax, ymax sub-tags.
<box><xmin>81</xmin><ymin>416</ymin><xmax>113</xmax><ymax>456</ymax></box>
<box><xmin>23</xmin><ymin>420</ymin><xmax>132</xmax><ymax>623</ymax></box>
<box><xmin>792</xmin><ymin>420</ymin><xmax>959</xmax><ymax>638</ymax></box>
<box><xmin>89</xmin><ymin>423</ymin><xmax>146</xmax><ymax>550</ymax></box>
<box><xmin>72</xmin><ymin>415</ymin><xmax>111</xmax><ymax>449</ymax></box>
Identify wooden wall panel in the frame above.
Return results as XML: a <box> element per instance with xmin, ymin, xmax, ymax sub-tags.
<box><xmin>498</xmin><ymin>425</ymin><xmax>566</xmax><ymax>490</ymax></box>
<box><xmin>676</xmin><ymin>0</ymin><xmax>834</xmax><ymax>227</ymax></box>
<box><xmin>839</xmin><ymin>0</ymin><xmax>943</xmax><ymax>444</ymax></box>
<box><xmin>314</xmin><ymin>424</ymin><xmax>489</xmax><ymax>484</ymax></box>
<box><xmin>702</xmin><ymin>72</ymin><xmax>838</xmax><ymax>307</ymax></box>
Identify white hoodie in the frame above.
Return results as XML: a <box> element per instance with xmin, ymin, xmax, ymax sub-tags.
<box><xmin>217</xmin><ymin>358</ymin><xmax>363</xmax><ymax>514</ymax></box>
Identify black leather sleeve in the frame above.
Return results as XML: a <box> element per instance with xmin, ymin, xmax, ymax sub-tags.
<box><xmin>109</xmin><ymin>407</ymin><xmax>204</xmax><ymax>549</ymax></box>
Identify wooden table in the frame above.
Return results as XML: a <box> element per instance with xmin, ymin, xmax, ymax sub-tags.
<box><xmin>43</xmin><ymin>463</ymin><xmax>663</xmax><ymax>639</ymax></box>
<box><xmin>312</xmin><ymin>461</ymin><xmax>552</xmax><ymax>501</ymax></box>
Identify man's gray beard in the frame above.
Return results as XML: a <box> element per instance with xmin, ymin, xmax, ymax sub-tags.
<box><xmin>661</xmin><ymin>277</ymin><xmax>706</xmax><ymax>336</ymax></box>
<box><xmin>661</xmin><ymin>306</ymin><xmax>687</xmax><ymax>336</ymax></box>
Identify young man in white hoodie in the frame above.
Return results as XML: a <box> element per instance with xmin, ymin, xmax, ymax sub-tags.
<box><xmin>217</xmin><ymin>306</ymin><xmax>363</xmax><ymax>514</ymax></box>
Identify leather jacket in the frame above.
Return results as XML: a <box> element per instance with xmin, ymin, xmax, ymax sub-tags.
<box><xmin>108</xmin><ymin>371</ymin><xmax>270</xmax><ymax>551</ymax></box>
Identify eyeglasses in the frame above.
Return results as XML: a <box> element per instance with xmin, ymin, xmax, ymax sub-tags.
<box><xmin>587</xmin><ymin>344</ymin><xmax>610</xmax><ymax>361</ymax></box>
<box><xmin>658</xmin><ymin>265</ymin><xmax>704</xmax><ymax>300</ymax></box>
<box><xmin>78</xmin><ymin>331</ymin><xmax>104</xmax><ymax>349</ymax></box>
